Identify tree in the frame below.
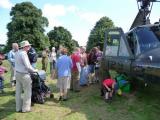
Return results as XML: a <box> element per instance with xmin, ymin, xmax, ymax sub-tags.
<box><xmin>72</xmin><ymin>39</ymin><xmax>79</xmax><ymax>47</ymax></box>
<box><xmin>86</xmin><ymin>16</ymin><xmax>114</xmax><ymax>51</ymax></box>
<box><xmin>47</xmin><ymin>26</ymin><xmax>78</xmax><ymax>53</ymax></box>
<box><xmin>0</xmin><ymin>44</ymin><xmax>6</xmax><ymax>53</ymax></box>
<box><xmin>6</xmin><ymin>2</ymin><xmax>49</xmax><ymax>51</ymax></box>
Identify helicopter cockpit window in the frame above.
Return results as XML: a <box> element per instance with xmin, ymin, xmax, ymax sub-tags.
<box><xmin>136</xmin><ymin>27</ymin><xmax>160</xmax><ymax>53</ymax></box>
<box><xmin>119</xmin><ymin>36</ymin><xmax>130</xmax><ymax>57</ymax></box>
<box><xmin>105</xmin><ymin>32</ymin><xmax>120</xmax><ymax>56</ymax></box>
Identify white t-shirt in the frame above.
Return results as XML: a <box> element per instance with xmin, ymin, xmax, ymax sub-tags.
<box><xmin>49</xmin><ymin>52</ymin><xmax>56</xmax><ymax>62</ymax></box>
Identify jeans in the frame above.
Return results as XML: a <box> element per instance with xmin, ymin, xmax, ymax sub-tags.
<box><xmin>0</xmin><ymin>77</ymin><xmax>4</xmax><ymax>90</ymax></box>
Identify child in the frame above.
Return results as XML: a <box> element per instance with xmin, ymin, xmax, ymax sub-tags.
<box><xmin>101</xmin><ymin>77</ymin><xmax>116</xmax><ymax>102</ymax></box>
<box><xmin>0</xmin><ymin>61</ymin><xmax>7</xmax><ymax>93</ymax></box>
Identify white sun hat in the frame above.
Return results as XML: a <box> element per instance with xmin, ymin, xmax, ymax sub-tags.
<box><xmin>20</xmin><ymin>40</ymin><xmax>31</xmax><ymax>48</ymax></box>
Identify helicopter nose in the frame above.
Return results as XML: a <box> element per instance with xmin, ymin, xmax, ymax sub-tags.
<box><xmin>137</xmin><ymin>47</ymin><xmax>160</xmax><ymax>63</ymax></box>
<box><xmin>148</xmin><ymin>47</ymin><xmax>160</xmax><ymax>63</ymax></box>
<box><xmin>135</xmin><ymin>47</ymin><xmax>160</xmax><ymax>77</ymax></box>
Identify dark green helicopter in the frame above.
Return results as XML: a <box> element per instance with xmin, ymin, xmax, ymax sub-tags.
<box><xmin>101</xmin><ymin>0</ymin><xmax>160</xmax><ymax>84</ymax></box>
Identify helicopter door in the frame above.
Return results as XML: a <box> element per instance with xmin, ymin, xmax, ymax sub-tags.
<box><xmin>104</xmin><ymin>28</ymin><xmax>132</xmax><ymax>73</ymax></box>
<box><xmin>118</xmin><ymin>31</ymin><xmax>132</xmax><ymax>74</ymax></box>
<box><xmin>104</xmin><ymin>28</ymin><xmax>121</xmax><ymax>70</ymax></box>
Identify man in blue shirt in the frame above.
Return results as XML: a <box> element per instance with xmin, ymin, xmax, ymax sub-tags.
<box><xmin>8</xmin><ymin>43</ymin><xmax>19</xmax><ymax>86</ymax></box>
<box><xmin>56</xmin><ymin>48</ymin><xmax>72</xmax><ymax>101</ymax></box>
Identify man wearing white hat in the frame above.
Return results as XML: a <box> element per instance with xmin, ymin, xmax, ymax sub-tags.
<box><xmin>15</xmin><ymin>40</ymin><xmax>38</xmax><ymax>113</ymax></box>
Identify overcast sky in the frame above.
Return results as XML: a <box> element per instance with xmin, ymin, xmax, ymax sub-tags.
<box><xmin>0</xmin><ymin>0</ymin><xmax>159</xmax><ymax>46</ymax></box>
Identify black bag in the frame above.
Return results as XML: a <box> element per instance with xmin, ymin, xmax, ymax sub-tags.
<box><xmin>28</xmin><ymin>47</ymin><xmax>38</xmax><ymax>63</ymax></box>
<box><xmin>32</xmin><ymin>90</ymin><xmax>45</xmax><ymax>104</ymax></box>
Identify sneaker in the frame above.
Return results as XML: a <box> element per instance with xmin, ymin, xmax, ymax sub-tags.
<box><xmin>63</xmin><ymin>98</ymin><xmax>68</xmax><ymax>101</ymax></box>
<box><xmin>59</xmin><ymin>96</ymin><xmax>63</xmax><ymax>101</ymax></box>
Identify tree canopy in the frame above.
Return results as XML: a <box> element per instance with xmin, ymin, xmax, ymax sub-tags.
<box><xmin>86</xmin><ymin>16</ymin><xmax>114</xmax><ymax>51</ymax></box>
<box><xmin>72</xmin><ymin>39</ymin><xmax>79</xmax><ymax>47</ymax></box>
<box><xmin>47</xmin><ymin>26</ymin><xmax>78</xmax><ymax>53</ymax></box>
<box><xmin>6</xmin><ymin>2</ymin><xmax>49</xmax><ymax>51</ymax></box>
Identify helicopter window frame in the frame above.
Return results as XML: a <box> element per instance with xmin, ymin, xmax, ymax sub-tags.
<box><xmin>105</xmin><ymin>33</ymin><xmax>120</xmax><ymax>57</ymax></box>
<box><xmin>126</xmin><ymin>32</ymin><xmax>140</xmax><ymax>56</ymax></box>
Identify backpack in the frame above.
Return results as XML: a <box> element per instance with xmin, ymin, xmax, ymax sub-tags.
<box><xmin>28</xmin><ymin>47</ymin><xmax>38</xmax><ymax>63</ymax></box>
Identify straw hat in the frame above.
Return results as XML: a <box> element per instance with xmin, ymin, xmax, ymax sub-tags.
<box><xmin>20</xmin><ymin>41</ymin><xmax>31</xmax><ymax>48</ymax></box>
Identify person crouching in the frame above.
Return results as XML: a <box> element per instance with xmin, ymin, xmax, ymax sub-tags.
<box><xmin>101</xmin><ymin>77</ymin><xmax>116</xmax><ymax>102</ymax></box>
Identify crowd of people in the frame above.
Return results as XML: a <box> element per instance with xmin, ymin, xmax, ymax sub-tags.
<box><xmin>0</xmin><ymin>40</ymin><xmax>119</xmax><ymax>113</ymax></box>
<box><xmin>55</xmin><ymin>45</ymin><xmax>103</xmax><ymax>101</ymax></box>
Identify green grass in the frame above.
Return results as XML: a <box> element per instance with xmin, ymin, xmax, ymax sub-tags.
<box><xmin>0</xmin><ymin>59</ymin><xmax>160</xmax><ymax>120</ymax></box>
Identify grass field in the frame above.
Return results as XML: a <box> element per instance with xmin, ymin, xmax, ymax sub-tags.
<box><xmin>0</xmin><ymin>59</ymin><xmax>160</xmax><ymax>120</ymax></box>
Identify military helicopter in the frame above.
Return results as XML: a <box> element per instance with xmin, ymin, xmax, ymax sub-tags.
<box><xmin>101</xmin><ymin>0</ymin><xmax>160</xmax><ymax>83</ymax></box>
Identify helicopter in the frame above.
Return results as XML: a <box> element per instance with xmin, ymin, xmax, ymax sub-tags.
<box><xmin>101</xmin><ymin>0</ymin><xmax>160</xmax><ymax>83</ymax></box>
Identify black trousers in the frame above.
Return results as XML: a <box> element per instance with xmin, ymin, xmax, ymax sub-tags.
<box><xmin>100</xmin><ymin>85</ymin><xmax>112</xmax><ymax>96</ymax></box>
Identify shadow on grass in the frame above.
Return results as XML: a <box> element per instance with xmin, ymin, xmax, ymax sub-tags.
<box><xmin>48</xmin><ymin>82</ymin><xmax>116</xmax><ymax>120</ymax></box>
<box><xmin>1</xmin><ymin>77</ymin><xmax>160</xmax><ymax>120</ymax></box>
<box><xmin>0</xmin><ymin>98</ymin><xmax>15</xmax><ymax>120</ymax></box>
<box><xmin>0</xmin><ymin>90</ymin><xmax>15</xmax><ymax>97</ymax></box>
<box><xmin>47</xmin><ymin>80</ymin><xmax>160</xmax><ymax>120</ymax></box>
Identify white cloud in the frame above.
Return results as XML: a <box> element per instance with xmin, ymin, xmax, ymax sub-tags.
<box><xmin>71</xmin><ymin>29</ymin><xmax>90</xmax><ymax>46</ymax></box>
<box><xmin>42</xmin><ymin>4</ymin><xmax>78</xmax><ymax>29</ymax></box>
<box><xmin>0</xmin><ymin>0</ymin><xmax>13</xmax><ymax>9</ymax></box>
<box><xmin>42</xmin><ymin>4</ymin><xmax>104</xmax><ymax>46</ymax></box>
<box><xmin>79</xmin><ymin>12</ymin><xmax>104</xmax><ymax>26</ymax></box>
<box><xmin>0</xmin><ymin>32</ymin><xmax>7</xmax><ymax>44</ymax></box>
<box><xmin>42</xmin><ymin>4</ymin><xmax>66</xmax><ymax>28</ymax></box>
<box><xmin>43</xmin><ymin>4</ymin><xmax>66</xmax><ymax>18</ymax></box>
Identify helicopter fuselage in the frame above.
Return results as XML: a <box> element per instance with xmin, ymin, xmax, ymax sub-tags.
<box><xmin>102</xmin><ymin>23</ymin><xmax>160</xmax><ymax>82</ymax></box>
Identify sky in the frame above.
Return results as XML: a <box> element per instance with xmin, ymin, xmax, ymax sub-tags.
<box><xmin>0</xmin><ymin>0</ymin><xmax>159</xmax><ymax>46</ymax></box>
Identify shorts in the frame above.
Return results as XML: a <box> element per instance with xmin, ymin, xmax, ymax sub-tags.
<box><xmin>57</xmin><ymin>76</ymin><xmax>70</xmax><ymax>90</ymax></box>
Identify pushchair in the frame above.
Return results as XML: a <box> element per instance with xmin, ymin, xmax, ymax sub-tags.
<box><xmin>30</xmin><ymin>70</ymin><xmax>53</xmax><ymax>104</ymax></box>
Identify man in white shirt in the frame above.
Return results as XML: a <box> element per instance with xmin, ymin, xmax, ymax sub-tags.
<box><xmin>15</xmin><ymin>40</ymin><xmax>38</xmax><ymax>113</ymax></box>
<box><xmin>8</xmin><ymin>43</ymin><xmax>19</xmax><ymax>86</ymax></box>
